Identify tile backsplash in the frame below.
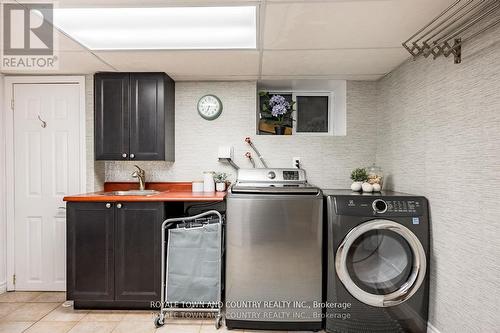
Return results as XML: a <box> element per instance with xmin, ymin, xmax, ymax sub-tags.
<box><xmin>91</xmin><ymin>80</ymin><xmax>378</xmax><ymax>189</ymax></box>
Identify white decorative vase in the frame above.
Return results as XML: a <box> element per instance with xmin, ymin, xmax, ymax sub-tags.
<box><xmin>351</xmin><ymin>181</ymin><xmax>363</xmax><ymax>192</ymax></box>
<box><xmin>362</xmin><ymin>182</ymin><xmax>374</xmax><ymax>192</ymax></box>
<box><xmin>203</xmin><ymin>171</ymin><xmax>215</xmax><ymax>192</ymax></box>
<box><xmin>216</xmin><ymin>182</ymin><xmax>226</xmax><ymax>192</ymax></box>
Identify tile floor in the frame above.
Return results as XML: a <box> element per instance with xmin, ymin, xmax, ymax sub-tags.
<box><xmin>0</xmin><ymin>292</ymin><xmax>324</xmax><ymax>333</ymax></box>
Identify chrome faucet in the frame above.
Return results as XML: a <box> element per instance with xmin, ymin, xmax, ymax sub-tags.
<box><xmin>131</xmin><ymin>165</ymin><xmax>146</xmax><ymax>191</ymax></box>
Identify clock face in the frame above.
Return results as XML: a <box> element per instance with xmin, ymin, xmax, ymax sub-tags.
<box><xmin>197</xmin><ymin>95</ymin><xmax>222</xmax><ymax>120</ymax></box>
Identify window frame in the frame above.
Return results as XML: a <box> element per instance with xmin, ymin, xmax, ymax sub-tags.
<box><xmin>260</xmin><ymin>90</ymin><xmax>334</xmax><ymax>136</ymax></box>
<box><xmin>291</xmin><ymin>91</ymin><xmax>333</xmax><ymax>136</ymax></box>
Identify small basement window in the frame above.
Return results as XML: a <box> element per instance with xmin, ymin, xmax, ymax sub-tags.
<box><xmin>293</xmin><ymin>92</ymin><xmax>332</xmax><ymax>135</ymax></box>
<box><xmin>258</xmin><ymin>91</ymin><xmax>335</xmax><ymax>135</ymax></box>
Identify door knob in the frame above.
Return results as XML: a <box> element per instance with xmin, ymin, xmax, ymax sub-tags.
<box><xmin>116</xmin><ymin>203</ymin><xmax>122</xmax><ymax>209</ymax></box>
<box><xmin>130</xmin><ymin>154</ymin><xmax>135</xmax><ymax>159</ymax></box>
<box><xmin>122</xmin><ymin>153</ymin><xmax>127</xmax><ymax>158</ymax></box>
<box><xmin>105</xmin><ymin>203</ymin><xmax>111</xmax><ymax>208</ymax></box>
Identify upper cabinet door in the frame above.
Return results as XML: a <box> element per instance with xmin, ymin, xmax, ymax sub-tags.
<box><xmin>129</xmin><ymin>73</ymin><xmax>165</xmax><ymax>161</ymax></box>
<box><xmin>94</xmin><ymin>72</ymin><xmax>174</xmax><ymax>161</ymax></box>
<box><xmin>95</xmin><ymin>73</ymin><xmax>130</xmax><ymax>160</ymax></box>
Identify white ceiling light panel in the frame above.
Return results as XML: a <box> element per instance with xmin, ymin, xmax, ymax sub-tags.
<box><xmin>53</xmin><ymin>6</ymin><xmax>257</xmax><ymax>50</ymax></box>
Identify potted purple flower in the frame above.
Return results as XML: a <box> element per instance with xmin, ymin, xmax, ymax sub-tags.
<box><xmin>259</xmin><ymin>92</ymin><xmax>295</xmax><ymax>135</ymax></box>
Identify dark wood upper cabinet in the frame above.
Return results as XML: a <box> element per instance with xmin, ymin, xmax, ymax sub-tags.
<box><xmin>94</xmin><ymin>72</ymin><xmax>175</xmax><ymax>161</ymax></box>
<box><xmin>130</xmin><ymin>74</ymin><xmax>166</xmax><ymax>160</ymax></box>
<box><xmin>115</xmin><ymin>202</ymin><xmax>164</xmax><ymax>302</ymax></box>
<box><xmin>67</xmin><ymin>202</ymin><xmax>115</xmax><ymax>301</ymax></box>
<box><xmin>94</xmin><ymin>74</ymin><xmax>129</xmax><ymax>160</ymax></box>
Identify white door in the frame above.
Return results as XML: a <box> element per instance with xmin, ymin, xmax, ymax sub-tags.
<box><xmin>13</xmin><ymin>83</ymin><xmax>83</xmax><ymax>291</ymax></box>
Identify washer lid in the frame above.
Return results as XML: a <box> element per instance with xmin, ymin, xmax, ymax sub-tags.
<box><xmin>335</xmin><ymin>219</ymin><xmax>427</xmax><ymax>307</ymax></box>
<box><xmin>231</xmin><ymin>183</ymin><xmax>321</xmax><ymax>195</ymax></box>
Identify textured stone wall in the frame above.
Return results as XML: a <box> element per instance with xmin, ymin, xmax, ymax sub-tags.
<box><xmin>103</xmin><ymin>80</ymin><xmax>378</xmax><ymax>189</ymax></box>
<box><xmin>376</xmin><ymin>23</ymin><xmax>500</xmax><ymax>333</ymax></box>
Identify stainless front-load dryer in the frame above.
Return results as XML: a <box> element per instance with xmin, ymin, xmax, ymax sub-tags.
<box><xmin>324</xmin><ymin>190</ymin><xmax>430</xmax><ymax>333</ymax></box>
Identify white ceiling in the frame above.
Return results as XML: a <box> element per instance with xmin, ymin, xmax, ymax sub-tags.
<box><xmin>1</xmin><ymin>0</ymin><xmax>456</xmax><ymax>81</ymax></box>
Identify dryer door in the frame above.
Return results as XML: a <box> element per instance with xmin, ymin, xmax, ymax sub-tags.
<box><xmin>335</xmin><ymin>219</ymin><xmax>426</xmax><ymax>307</ymax></box>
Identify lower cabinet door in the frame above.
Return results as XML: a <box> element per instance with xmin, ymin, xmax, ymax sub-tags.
<box><xmin>114</xmin><ymin>202</ymin><xmax>165</xmax><ymax>302</ymax></box>
<box><xmin>67</xmin><ymin>202</ymin><xmax>115</xmax><ymax>300</ymax></box>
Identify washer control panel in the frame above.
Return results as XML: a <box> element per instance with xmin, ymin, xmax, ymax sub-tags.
<box><xmin>386</xmin><ymin>199</ymin><xmax>421</xmax><ymax>213</ymax></box>
<box><xmin>335</xmin><ymin>196</ymin><xmax>426</xmax><ymax>217</ymax></box>
<box><xmin>267</xmin><ymin>171</ymin><xmax>276</xmax><ymax>179</ymax></box>
<box><xmin>237</xmin><ymin>168</ymin><xmax>306</xmax><ymax>183</ymax></box>
<box><xmin>283</xmin><ymin>170</ymin><xmax>299</xmax><ymax>180</ymax></box>
<box><xmin>372</xmin><ymin>199</ymin><xmax>388</xmax><ymax>213</ymax></box>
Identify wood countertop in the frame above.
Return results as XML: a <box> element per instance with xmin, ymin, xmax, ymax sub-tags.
<box><xmin>63</xmin><ymin>182</ymin><xmax>226</xmax><ymax>202</ymax></box>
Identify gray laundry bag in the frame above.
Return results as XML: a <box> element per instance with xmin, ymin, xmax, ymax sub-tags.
<box><xmin>166</xmin><ymin>223</ymin><xmax>221</xmax><ymax>303</ymax></box>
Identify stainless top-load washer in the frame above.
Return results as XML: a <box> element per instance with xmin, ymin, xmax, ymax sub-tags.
<box><xmin>225</xmin><ymin>168</ymin><xmax>323</xmax><ymax>331</ymax></box>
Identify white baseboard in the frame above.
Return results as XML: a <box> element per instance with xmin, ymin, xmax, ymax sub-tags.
<box><xmin>428</xmin><ymin>322</ymin><xmax>442</xmax><ymax>333</ymax></box>
<box><xmin>0</xmin><ymin>281</ymin><xmax>6</xmax><ymax>294</ymax></box>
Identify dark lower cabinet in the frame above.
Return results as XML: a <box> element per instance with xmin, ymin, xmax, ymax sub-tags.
<box><xmin>115</xmin><ymin>202</ymin><xmax>163</xmax><ymax>302</ymax></box>
<box><xmin>67</xmin><ymin>202</ymin><xmax>165</xmax><ymax>309</ymax></box>
<box><xmin>67</xmin><ymin>202</ymin><xmax>114</xmax><ymax>301</ymax></box>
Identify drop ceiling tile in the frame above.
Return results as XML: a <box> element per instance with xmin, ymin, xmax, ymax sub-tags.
<box><xmin>263</xmin><ymin>0</ymin><xmax>457</xmax><ymax>49</ymax></box>
<box><xmin>56</xmin><ymin>29</ymin><xmax>91</xmax><ymax>51</ymax></box>
<box><xmin>57</xmin><ymin>0</ymin><xmax>258</xmax><ymax>6</ymax></box>
<box><xmin>94</xmin><ymin>50</ymin><xmax>260</xmax><ymax>79</ymax></box>
<box><xmin>57</xmin><ymin>51</ymin><xmax>114</xmax><ymax>73</ymax></box>
<box><xmin>174</xmin><ymin>75</ymin><xmax>260</xmax><ymax>81</ymax></box>
<box><xmin>261</xmin><ymin>49</ymin><xmax>408</xmax><ymax>77</ymax></box>
<box><xmin>259</xmin><ymin>74</ymin><xmax>384</xmax><ymax>81</ymax></box>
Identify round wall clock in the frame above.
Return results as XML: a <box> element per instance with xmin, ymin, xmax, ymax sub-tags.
<box><xmin>197</xmin><ymin>94</ymin><xmax>223</xmax><ymax>120</ymax></box>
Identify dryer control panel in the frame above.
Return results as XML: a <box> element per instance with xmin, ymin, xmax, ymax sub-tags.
<box><xmin>385</xmin><ymin>199</ymin><xmax>422</xmax><ymax>213</ymax></box>
<box><xmin>335</xmin><ymin>196</ymin><xmax>427</xmax><ymax>217</ymax></box>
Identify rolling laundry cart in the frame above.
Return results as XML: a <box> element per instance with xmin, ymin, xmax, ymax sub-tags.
<box><xmin>155</xmin><ymin>210</ymin><xmax>224</xmax><ymax>329</ymax></box>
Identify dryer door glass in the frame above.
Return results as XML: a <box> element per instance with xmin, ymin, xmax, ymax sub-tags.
<box><xmin>335</xmin><ymin>219</ymin><xmax>427</xmax><ymax>307</ymax></box>
<box><xmin>345</xmin><ymin>229</ymin><xmax>413</xmax><ymax>295</ymax></box>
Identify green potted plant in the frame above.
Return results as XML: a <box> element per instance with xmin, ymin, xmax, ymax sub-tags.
<box><xmin>259</xmin><ymin>92</ymin><xmax>295</xmax><ymax>135</ymax></box>
<box><xmin>213</xmin><ymin>172</ymin><xmax>229</xmax><ymax>192</ymax></box>
<box><xmin>350</xmin><ymin>168</ymin><xmax>368</xmax><ymax>192</ymax></box>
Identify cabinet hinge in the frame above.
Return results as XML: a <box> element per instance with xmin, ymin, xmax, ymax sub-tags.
<box><xmin>11</xmin><ymin>99</ymin><xmax>14</xmax><ymax>110</ymax></box>
<box><xmin>12</xmin><ymin>274</ymin><xmax>16</xmax><ymax>285</ymax></box>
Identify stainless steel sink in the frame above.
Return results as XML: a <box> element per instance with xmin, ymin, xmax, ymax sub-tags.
<box><xmin>103</xmin><ymin>190</ymin><xmax>162</xmax><ymax>196</ymax></box>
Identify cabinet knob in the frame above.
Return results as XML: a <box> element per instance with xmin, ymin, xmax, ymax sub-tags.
<box><xmin>122</xmin><ymin>153</ymin><xmax>127</xmax><ymax>158</ymax></box>
<box><xmin>105</xmin><ymin>203</ymin><xmax>111</xmax><ymax>208</ymax></box>
<box><xmin>116</xmin><ymin>203</ymin><xmax>122</xmax><ymax>209</ymax></box>
<box><xmin>130</xmin><ymin>154</ymin><xmax>135</xmax><ymax>159</ymax></box>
